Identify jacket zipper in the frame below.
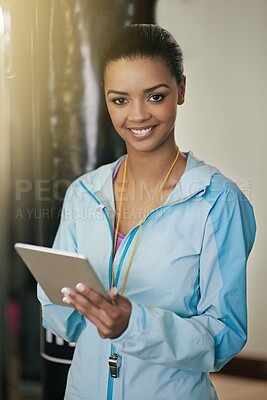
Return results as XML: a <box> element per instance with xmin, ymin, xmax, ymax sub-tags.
<box><xmin>80</xmin><ymin>180</ymin><xmax>207</xmax><ymax>400</ymax></box>
<box><xmin>79</xmin><ymin>181</ymin><xmax>118</xmax><ymax>400</ymax></box>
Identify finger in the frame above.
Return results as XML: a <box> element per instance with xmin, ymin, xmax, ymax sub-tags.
<box><xmin>108</xmin><ymin>288</ymin><xmax>128</xmax><ymax>307</ymax></box>
<box><xmin>61</xmin><ymin>287</ymin><xmax>85</xmax><ymax>307</ymax></box>
<box><xmin>76</xmin><ymin>283</ymin><xmax>113</xmax><ymax>310</ymax></box>
<box><xmin>61</xmin><ymin>285</ymin><xmax>130</xmax><ymax>339</ymax></box>
<box><xmin>64</xmin><ymin>288</ymin><xmax>100</xmax><ymax>314</ymax></box>
<box><xmin>63</xmin><ymin>292</ymin><xmax>108</xmax><ymax>323</ymax></box>
<box><xmin>61</xmin><ymin>287</ymin><xmax>100</xmax><ymax>318</ymax></box>
<box><xmin>62</xmin><ymin>286</ymin><xmax>117</xmax><ymax>328</ymax></box>
<box><xmin>62</xmin><ymin>294</ymin><xmax>112</xmax><ymax>336</ymax></box>
<box><xmin>61</xmin><ymin>285</ymin><xmax>109</xmax><ymax>311</ymax></box>
<box><xmin>61</xmin><ymin>287</ymin><xmax>75</xmax><ymax>297</ymax></box>
<box><xmin>65</xmin><ymin>294</ymin><xmax>119</xmax><ymax>338</ymax></box>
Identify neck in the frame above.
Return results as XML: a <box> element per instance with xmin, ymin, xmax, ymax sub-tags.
<box><xmin>126</xmin><ymin>145</ymin><xmax>180</xmax><ymax>184</ymax></box>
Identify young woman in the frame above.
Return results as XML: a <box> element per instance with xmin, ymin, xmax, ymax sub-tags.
<box><xmin>38</xmin><ymin>24</ymin><xmax>256</xmax><ymax>400</ymax></box>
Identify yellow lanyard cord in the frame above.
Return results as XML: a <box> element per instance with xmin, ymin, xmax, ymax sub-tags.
<box><xmin>113</xmin><ymin>147</ymin><xmax>180</xmax><ymax>294</ymax></box>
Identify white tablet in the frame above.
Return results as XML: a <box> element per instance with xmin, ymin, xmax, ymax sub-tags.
<box><xmin>14</xmin><ymin>243</ymin><xmax>109</xmax><ymax>307</ymax></box>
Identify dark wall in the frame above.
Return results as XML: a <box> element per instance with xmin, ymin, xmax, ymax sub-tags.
<box><xmin>0</xmin><ymin>1</ymin><xmax>157</xmax><ymax>399</ymax></box>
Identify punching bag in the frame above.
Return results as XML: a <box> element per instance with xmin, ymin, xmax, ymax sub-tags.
<box><xmin>41</xmin><ymin>1</ymin><xmax>157</xmax><ymax>399</ymax></box>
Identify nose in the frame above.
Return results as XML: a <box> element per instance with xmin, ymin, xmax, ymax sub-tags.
<box><xmin>127</xmin><ymin>100</ymin><xmax>151</xmax><ymax>123</ymax></box>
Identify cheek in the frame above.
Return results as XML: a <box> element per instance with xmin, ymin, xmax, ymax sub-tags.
<box><xmin>106</xmin><ymin>105</ymin><xmax>118</xmax><ymax>123</ymax></box>
<box><xmin>157</xmin><ymin>104</ymin><xmax>177</xmax><ymax>123</ymax></box>
<box><xmin>106</xmin><ymin>105</ymin><xmax>126</xmax><ymax>129</ymax></box>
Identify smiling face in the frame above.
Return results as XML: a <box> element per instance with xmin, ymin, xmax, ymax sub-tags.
<box><xmin>104</xmin><ymin>57</ymin><xmax>186</xmax><ymax>154</ymax></box>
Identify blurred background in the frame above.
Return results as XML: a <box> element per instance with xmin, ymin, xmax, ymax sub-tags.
<box><xmin>0</xmin><ymin>0</ymin><xmax>266</xmax><ymax>399</ymax></box>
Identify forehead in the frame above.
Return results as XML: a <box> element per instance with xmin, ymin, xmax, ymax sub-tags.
<box><xmin>104</xmin><ymin>57</ymin><xmax>175</xmax><ymax>89</ymax></box>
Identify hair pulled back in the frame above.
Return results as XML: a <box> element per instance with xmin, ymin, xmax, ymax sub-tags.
<box><xmin>101</xmin><ymin>24</ymin><xmax>184</xmax><ymax>86</ymax></box>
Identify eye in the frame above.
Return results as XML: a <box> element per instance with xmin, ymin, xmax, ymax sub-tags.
<box><xmin>148</xmin><ymin>94</ymin><xmax>165</xmax><ymax>102</ymax></box>
<box><xmin>112</xmin><ymin>98</ymin><xmax>128</xmax><ymax>105</ymax></box>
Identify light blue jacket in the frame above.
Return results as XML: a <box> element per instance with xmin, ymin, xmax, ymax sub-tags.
<box><xmin>38</xmin><ymin>151</ymin><xmax>256</xmax><ymax>400</ymax></box>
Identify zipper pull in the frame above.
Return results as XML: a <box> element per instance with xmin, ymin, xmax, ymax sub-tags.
<box><xmin>108</xmin><ymin>353</ymin><xmax>121</xmax><ymax>378</ymax></box>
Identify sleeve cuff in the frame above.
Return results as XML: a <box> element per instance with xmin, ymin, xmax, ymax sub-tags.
<box><xmin>111</xmin><ymin>301</ymin><xmax>146</xmax><ymax>345</ymax></box>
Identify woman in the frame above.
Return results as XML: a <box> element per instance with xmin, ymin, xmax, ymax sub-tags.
<box><xmin>38</xmin><ymin>24</ymin><xmax>256</xmax><ymax>399</ymax></box>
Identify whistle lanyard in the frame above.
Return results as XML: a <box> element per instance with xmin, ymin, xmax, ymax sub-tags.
<box><xmin>112</xmin><ymin>147</ymin><xmax>180</xmax><ymax>295</ymax></box>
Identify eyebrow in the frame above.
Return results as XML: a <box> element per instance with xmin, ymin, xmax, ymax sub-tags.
<box><xmin>107</xmin><ymin>83</ymin><xmax>170</xmax><ymax>96</ymax></box>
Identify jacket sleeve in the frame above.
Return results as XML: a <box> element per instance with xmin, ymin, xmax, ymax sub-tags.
<box><xmin>111</xmin><ymin>182</ymin><xmax>256</xmax><ymax>372</ymax></box>
<box><xmin>37</xmin><ymin>185</ymin><xmax>86</xmax><ymax>342</ymax></box>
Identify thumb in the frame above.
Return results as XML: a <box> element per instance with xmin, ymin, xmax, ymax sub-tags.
<box><xmin>108</xmin><ymin>287</ymin><xmax>119</xmax><ymax>302</ymax></box>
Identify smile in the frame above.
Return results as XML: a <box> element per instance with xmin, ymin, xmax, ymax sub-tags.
<box><xmin>129</xmin><ymin>125</ymin><xmax>156</xmax><ymax>136</ymax></box>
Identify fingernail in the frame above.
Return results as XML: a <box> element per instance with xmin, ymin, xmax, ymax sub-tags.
<box><xmin>76</xmin><ymin>283</ymin><xmax>86</xmax><ymax>292</ymax></box>
<box><xmin>61</xmin><ymin>287</ymin><xmax>71</xmax><ymax>295</ymax></box>
<box><xmin>62</xmin><ymin>296</ymin><xmax>71</xmax><ymax>304</ymax></box>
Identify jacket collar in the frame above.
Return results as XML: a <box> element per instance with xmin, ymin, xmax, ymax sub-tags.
<box><xmin>166</xmin><ymin>151</ymin><xmax>221</xmax><ymax>203</ymax></box>
<box><xmin>79</xmin><ymin>151</ymin><xmax>221</xmax><ymax>206</ymax></box>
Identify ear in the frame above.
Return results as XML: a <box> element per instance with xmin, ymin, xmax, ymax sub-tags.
<box><xmin>178</xmin><ymin>75</ymin><xmax>186</xmax><ymax>105</ymax></box>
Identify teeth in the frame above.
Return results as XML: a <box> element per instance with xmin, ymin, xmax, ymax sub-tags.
<box><xmin>131</xmin><ymin>127</ymin><xmax>153</xmax><ymax>136</ymax></box>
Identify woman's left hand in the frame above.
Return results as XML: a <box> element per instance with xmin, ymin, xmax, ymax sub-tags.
<box><xmin>61</xmin><ymin>284</ymin><xmax>132</xmax><ymax>339</ymax></box>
